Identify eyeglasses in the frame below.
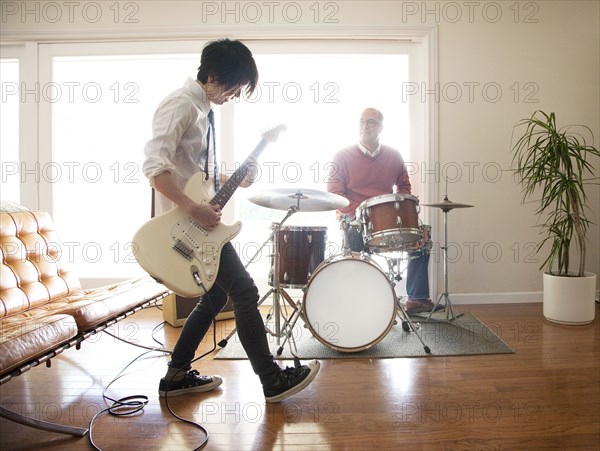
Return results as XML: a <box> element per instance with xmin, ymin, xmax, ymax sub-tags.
<box><xmin>359</xmin><ymin>119</ymin><xmax>381</xmax><ymax>127</ymax></box>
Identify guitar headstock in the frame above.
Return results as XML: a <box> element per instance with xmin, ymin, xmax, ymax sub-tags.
<box><xmin>261</xmin><ymin>124</ymin><xmax>287</xmax><ymax>143</ymax></box>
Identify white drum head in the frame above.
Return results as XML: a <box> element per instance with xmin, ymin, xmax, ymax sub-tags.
<box><xmin>303</xmin><ymin>255</ymin><xmax>396</xmax><ymax>352</ymax></box>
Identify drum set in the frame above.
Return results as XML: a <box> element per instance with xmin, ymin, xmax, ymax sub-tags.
<box><xmin>218</xmin><ymin>186</ymin><xmax>474</xmax><ymax>357</ymax></box>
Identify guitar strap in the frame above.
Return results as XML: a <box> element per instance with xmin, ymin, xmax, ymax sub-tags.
<box><xmin>205</xmin><ymin>109</ymin><xmax>219</xmax><ymax>193</ymax></box>
<box><xmin>150</xmin><ymin>188</ymin><xmax>155</xmax><ymax>218</ymax></box>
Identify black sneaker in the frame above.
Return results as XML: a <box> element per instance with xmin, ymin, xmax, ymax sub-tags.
<box><xmin>158</xmin><ymin>369</ymin><xmax>222</xmax><ymax>397</ymax></box>
<box><xmin>263</xmin><ymin>360</ymin><xmax>320</xmax><ymax>403</ymax></box>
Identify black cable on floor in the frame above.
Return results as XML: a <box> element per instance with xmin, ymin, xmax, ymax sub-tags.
<box><xmin>87</xmin><ymin>303</ymin><xmax>219</xmax><ymax>450</ymax></box>
<box><xmin>162</xmin><ymin>317</ymin><xmax>219</xmax><ymax>451</ymax></box>
<box><xmin>87</xmin><ymin>349</ymin><xmax>160</xmax><ymax>450</ymax></box>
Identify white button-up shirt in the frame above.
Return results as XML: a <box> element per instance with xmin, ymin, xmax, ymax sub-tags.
<box><xmin>142</xmin><ymin>77</ymin><xmax>212</xmax><ymax>215</ymax></box>
<box><xmin>358</xmin><ymin>140</ymin><xmax>381</xmax><ymax>157</ymax></box>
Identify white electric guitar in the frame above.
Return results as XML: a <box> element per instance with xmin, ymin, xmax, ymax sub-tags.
<box><xmin>132</xmin><ymin>124</ymin><xmax>286</xmax><ymax>297</ymax></box>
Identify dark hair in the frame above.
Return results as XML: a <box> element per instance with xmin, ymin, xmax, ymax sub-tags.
<box><xmin>197</xmin><ymin>39</ymin><xmax>258</xmax><ymax>96</ymax></box>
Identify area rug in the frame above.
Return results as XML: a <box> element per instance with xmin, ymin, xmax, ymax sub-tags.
<box><xmin>215</xmin><ymin>311</ymin><xmax>514</xmax><ymax>360</ymax></box>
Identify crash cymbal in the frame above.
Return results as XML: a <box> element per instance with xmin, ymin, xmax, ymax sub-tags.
<box><xmin>249</xmin><ymin>188</ymin><xmax>349</xmax><ymax>212</ymax></box>
<box><xmin>422</xmin><ymin>197</ymin><xmax>474</xmax><ymax>212</ymax></box>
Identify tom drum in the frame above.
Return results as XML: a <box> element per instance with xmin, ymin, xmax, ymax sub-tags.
<box><xmin>357</xmin><ymin>193</ymin><xmax>421</xmax><ymax>251</ymax></box>
<box><xmin>271</xmin><ymin>225</ymin><xmax>327</xmax><ymax>288</ymax></box>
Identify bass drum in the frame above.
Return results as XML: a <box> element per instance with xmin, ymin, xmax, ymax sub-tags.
<box><xmin>302</xmin><ymin>253</ymin><xmax>397</xmax><ymax>353</ymax></box>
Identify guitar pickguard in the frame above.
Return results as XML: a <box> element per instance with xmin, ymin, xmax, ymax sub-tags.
<box><xmin>171</xmin><ymin>217</ymin><xmax>219</xmax><ymax>285</ymax></box>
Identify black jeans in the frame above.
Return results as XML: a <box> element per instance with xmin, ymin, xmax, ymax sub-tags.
<box><xmin>168</xmin><ymin>242</ymin><xmax>279</xmax><ymax>384</ymax></box>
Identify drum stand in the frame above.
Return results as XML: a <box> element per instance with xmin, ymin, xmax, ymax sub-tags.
<box><xmin>382</xmin><ymin>254</ymin><xmax>431</xmax><ymax>353</ymax></box>
<box><xmin>424</xmin><ymin>200</ymin><xmax>465</xmax><ymax>322</ymax></box>
<box><xmin>218</xmin><ymin>205</ymin><xmax>304</xmax><ymax>354</ymax></box>
<box><xmin>262</xmin><ymin>217</ymin><xmax>305</xmax><ymax>353</ymax></box>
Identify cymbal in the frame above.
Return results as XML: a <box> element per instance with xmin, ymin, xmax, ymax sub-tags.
<box><xmin>248</xmin><ymin>188</ymin><xmax>350</xmax><ymax>212</ymax></box>
<box><xmin>422</xmin><ymin>198</ymin><xmax>474</xmax><ymax>212</ymax></box>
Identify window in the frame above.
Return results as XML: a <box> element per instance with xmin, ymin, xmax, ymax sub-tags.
<box><xmin>30</xmin><ymin>38</ymin><xmax>432</xmax><ymax>289</ymax></box>
<box><xmin>231</xmin><ymin>47</ymin><xmax>416</xmax><ymax>289</ymax></box>
<box><xmin>0</xmin><ymin>58</ymin><xmax>20</xmax><ymax>203</ymax></box>
<box><xmin>46</xmin><ymin>50</ymin><xmax>202</xmax><ymax>280</ymax></box>
<box><xmin>226</xmin><ymin>40</ymin><xmax>430</xmax><ymax>294</ymax></box>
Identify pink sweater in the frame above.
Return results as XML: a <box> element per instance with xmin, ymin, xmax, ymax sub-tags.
<box><xmin>327</xmin><ymin>144</ymin><xmax>412</xmax><ymax>217</ymax></box>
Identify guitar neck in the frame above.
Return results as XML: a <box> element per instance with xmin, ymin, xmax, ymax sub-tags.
<box><xmin>209</xmin><ymin>139</ymin><xmax>268</xmax><ymax>209</ymax></box>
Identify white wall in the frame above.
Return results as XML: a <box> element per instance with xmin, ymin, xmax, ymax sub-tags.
<box><xmin>2</xmin><ymin>1</ymin><xmax>599</xmax><ymax>301</ymax></box>
<box><xmin>434</xmin><ymin>2</ymin><xmax>600</xmax><ymax>299</ymax></box>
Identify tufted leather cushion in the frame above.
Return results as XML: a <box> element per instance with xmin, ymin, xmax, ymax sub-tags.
<box><xmin>0</xmin><ymin>211</ymin><xmax>81</xmax><ymax>374</ymax></box>
<box><xmin>1</xmin><ymin>211</ymin><xmax>81</xmax><ymax>317</ymax></box>
<box><xmin>0</xmin><ymin>313</ymin><xmax>77</xmax><ymax>375</ymax></box>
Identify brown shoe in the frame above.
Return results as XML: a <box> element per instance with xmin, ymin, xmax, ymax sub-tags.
<box><xmin>406</xmin><ymin>298</ymin><xmax>444</xmax><ymax>314</ymax></box>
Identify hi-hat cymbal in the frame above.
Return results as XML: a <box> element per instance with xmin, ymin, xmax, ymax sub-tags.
<box><xmin>248</xmin><ymin>188</ymin><xmax>349</xmax><ymax>212</ymax></box>
<box><xmin>422</xmin><ymin>198</ymin><xmax>474</xmax><ymax>212</ymax></box>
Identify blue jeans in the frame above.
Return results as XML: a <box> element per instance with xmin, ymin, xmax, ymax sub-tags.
<box><xmin>347</xmin><ymin>227</ymin><xmax>430</xmax><ymax>299</ymax></box>
<box><xmin>406</xmin><ymin>251</ymin><xmax>430</xmax><ymax>299</ymax></box>
<box><xmin>168</xmin><ymin>242</ymin><xmax>280</xmax><ymax>384</ymax></box>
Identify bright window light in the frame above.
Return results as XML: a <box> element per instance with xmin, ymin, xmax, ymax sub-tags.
<box><xmin>45</xmin><ymin>46</ymin><xmax>419</xmax><ymax>291</ymax></box>
<box><xmin>51</xmin><ymin>54</ymin><xmax>199</xmax><ymax>279</ymax></box>
<box><xmin>231</xmin><ymin>53</ymin><xmax>410</xmax><ymax>287</ymax></box>
<box><xmin>0</xmin><ymin>59</ymin><xmax>20</xmax><ymax>204</ymax></box>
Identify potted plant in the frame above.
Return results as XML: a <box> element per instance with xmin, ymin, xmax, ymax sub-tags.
<box><xmin>512</xmin><ymin>110</ymin><xmax>599</xmax><ymax>325</ymax></box>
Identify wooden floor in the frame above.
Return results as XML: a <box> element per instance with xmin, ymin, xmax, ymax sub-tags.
<box><xmin>1</xmin><ymin>302</ymin><xmax>598</xmax><ymax>450</ymax></box>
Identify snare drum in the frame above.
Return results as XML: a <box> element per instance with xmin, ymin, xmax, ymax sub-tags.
<box><xmin>357</xmin><ymin>193</ymin><xmax>421</xmax><ymax>251</ymax></box>
<box><xmin>303</xmin><ymin>253</ymin><xmax>397</xmax><ymax>352</ymax></box>
<box><xmin>403</xmin><ymin>224</ymin><xmax>432</xmax><ymax>254</ymax></box>
<box><xmin>271</xmin><ymin>225</ymin><xmax>327</xmax><ymax>288</ymax></box>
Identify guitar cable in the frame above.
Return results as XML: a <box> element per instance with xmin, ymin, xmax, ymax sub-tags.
<box><xmin>87</xmin><ymin>307</ymin><xmax>171</xmax><ymax>450</ymax></box>
<box><xmin>161</xmin><ymin>317</ymin><xmax>218</xmax><ymax>451</ymax></box>
<box><xmin>161</xmin><ymin>290</ymin><xmax>222</xmax><ymax>450</ymax></box>
<box><xmin>86</xmin><ymin>301</ymin><xmax>219</xmax><ymax>450</ymax></box>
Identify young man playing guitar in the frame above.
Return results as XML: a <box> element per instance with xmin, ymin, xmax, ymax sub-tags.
<box><xmin>141</xmin><ymin>39</ymin><xmax>319</xmax><ymax>403</ymax></box>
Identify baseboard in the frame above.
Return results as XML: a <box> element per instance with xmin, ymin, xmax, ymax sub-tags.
<box><xmin>447</xmin><ymin>292</ymin><xmax>543</xmax><ymax>305</ymax></box>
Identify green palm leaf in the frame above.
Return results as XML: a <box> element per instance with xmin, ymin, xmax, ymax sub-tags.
<box><xmin>511</xmin><ymin>111</ymin><xmax>600</xmax><ymax>276</ymax></box>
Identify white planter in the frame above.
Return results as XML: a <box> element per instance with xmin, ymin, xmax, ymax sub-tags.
<box><xmin>543</xmin><ymin>272</ymin><xmax>597</xmax><ymax>325</ymax></box>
